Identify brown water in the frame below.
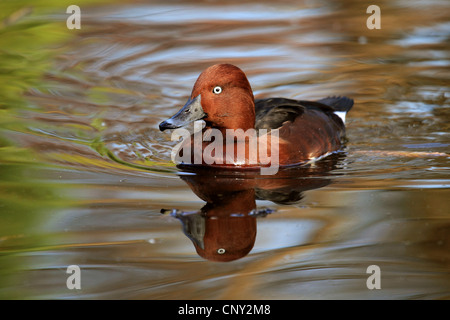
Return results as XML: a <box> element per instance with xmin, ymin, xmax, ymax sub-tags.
<box><xmin>0</xmin><ymin>0</ymin><xmax>449</xmax><ymax>299</ymax></box>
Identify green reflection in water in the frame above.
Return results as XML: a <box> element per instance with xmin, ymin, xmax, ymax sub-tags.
<box><xmin>0</xmin><ymin>0</ymin><xmax>116</xmax><ymax>300</ymax></box>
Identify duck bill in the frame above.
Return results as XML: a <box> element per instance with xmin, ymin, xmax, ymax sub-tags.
<box><xmin>159</xmin><ymin>95</ymin><xmax>206</xmax><ymax>131</ymax></box>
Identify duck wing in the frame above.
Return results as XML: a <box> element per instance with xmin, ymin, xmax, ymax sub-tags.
<box><xmin>255</xmin><ymin>96</ymin><xmax>353</xmax><ymax>130</ymax></box>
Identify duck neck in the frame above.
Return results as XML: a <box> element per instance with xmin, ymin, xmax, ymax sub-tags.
<box><xmin>209</xmin><ymin>101</ymin><xmax>256</xmax><ymax>132</ymax></box>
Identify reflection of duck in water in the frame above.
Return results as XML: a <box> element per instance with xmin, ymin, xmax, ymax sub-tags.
<box><xmin>162</xmin><ymin>154</ymin><xmax>343</xmax><ymax>262</ymax></box>
<box><xmin>168</xmin><ymin>189</ymin><xmax>262</xmax><ymax>262</ymax></box>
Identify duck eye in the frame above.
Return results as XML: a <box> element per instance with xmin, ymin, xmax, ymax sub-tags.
<box><xmin>213</xmin><ymin>86</ymin><xmax>222</xmax><ymax>94</ymax></box>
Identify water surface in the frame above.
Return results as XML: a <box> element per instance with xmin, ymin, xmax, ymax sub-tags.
<box><xmin>0</xmin><ymin>0</ymin><xmax>449</xmax><ymax>299</ymax></box>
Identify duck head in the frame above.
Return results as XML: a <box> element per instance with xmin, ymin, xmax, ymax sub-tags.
<box><xmin>159</xmin><ymin>64</ymin><xmax>255</xmax><ymax>131</ymax></box>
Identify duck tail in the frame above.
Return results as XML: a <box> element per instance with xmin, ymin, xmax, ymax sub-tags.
<box><xmin>316</xmin><ymin>96</ymin><xmax>353</xmax><ymax>124</ymax></box>
<box><xmin>316</xmin><ymin>96</ymin><xmax>354</xmax><ymax>113</ymax></box>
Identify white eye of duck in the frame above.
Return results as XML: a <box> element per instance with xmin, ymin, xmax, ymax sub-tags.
<box><xmin>213</xmin><ymin>86</ymin><xmax>222</xmax><ymax>94</ymax></box>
